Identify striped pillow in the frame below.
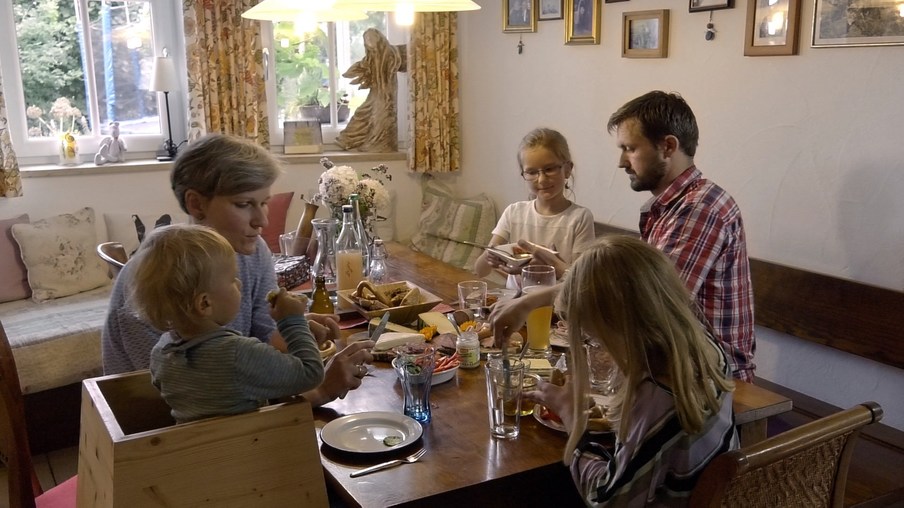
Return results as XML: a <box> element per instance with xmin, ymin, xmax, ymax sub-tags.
<box><xmin>409</xmin><ymin>180</ymin><xmax>495</xmax><ymax>271</ymax></box>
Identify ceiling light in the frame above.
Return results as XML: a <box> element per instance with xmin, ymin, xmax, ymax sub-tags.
<box><xmin>242</xmin><ymin>0</ymin><xmax>368</xmax><ymax>22</ymax></box>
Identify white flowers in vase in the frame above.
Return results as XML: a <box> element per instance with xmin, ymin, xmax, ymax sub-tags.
<box><xmin>313</xmin><ymin>157</ymin><xmax>392</xmax><ymax>226</ymax></box>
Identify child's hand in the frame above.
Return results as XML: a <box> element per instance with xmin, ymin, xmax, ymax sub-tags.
<box><xmin>267</xmin><ymin>288</ymin><xmax>309</xmax><ymax>321</ymax></box>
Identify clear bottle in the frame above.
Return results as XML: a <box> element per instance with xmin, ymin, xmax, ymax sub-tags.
<box><xmin>368</xmin><ymin>238</ymin><xmax>388</xmax><ymax>284</ymax></box>
<box><xmin>349</xmin><ymin>194</ymin><xmax>371</xmax><ymax>275</ymax></box>
<box><xmin>309</xmin><ymin>275</ymin><xmax>335</xmax><ymax>314</ymax></box>
<box><xmin>335</xmin><ymin>204</ymin><xmax>364</xmax><ymax>291</ymax></box>
<box><xmin>457</xmin><ymin>330</ymin><xmax>480</xmax><ymax>369</ymax></box>
<box><xmin>310</xmin><ymin>218</ymin><xmax>338</xmax><ymax>293</ymax></box>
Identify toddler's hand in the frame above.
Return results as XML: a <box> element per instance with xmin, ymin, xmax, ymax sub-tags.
<box><xmin>267</xmin><ymin>288</ymin><xmax>309</xmax><ymax>321</ymax></box>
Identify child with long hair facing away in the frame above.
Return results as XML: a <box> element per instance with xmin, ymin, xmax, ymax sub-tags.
<box><xmin>528</xmin><ymin>235</ymin><xmax>737</xmax><ymax>506</ymax></box>
<box><xmin>474</xmin><ymin>128</ymin><xmax>594</xmax><ymax>287</ymax></box>
<box><xmin>129</xmin><ymin>224</ymin><xmax>324</xmax><ymax>423</ymax></box>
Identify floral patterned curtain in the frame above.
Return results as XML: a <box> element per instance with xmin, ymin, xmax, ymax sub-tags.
<box><xmin>407</xmin><ymin>13</ymin><xmax>461</xmax><ymax>173</ymax></box>
<box><xmin>182</xmin><ymin>0</ymin><xmax>269</xmax><ymax>146</ymax></box>
<box><xmin>0</xmin><ymin>71</ymin><xmax>23</xmax><ymax>198</ymax></box>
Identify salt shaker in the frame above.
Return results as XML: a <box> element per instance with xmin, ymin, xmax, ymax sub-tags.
<box><xmin>368</xmin><ymin>238</ymin><xmax>388</xmax><ymax>284</ymax></box>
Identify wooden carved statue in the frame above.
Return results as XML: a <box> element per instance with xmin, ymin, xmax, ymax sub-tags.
<box><xmin>335</xmin><ymin>29</ymin><xmax>405</xmax><ymax>153</ymax></box>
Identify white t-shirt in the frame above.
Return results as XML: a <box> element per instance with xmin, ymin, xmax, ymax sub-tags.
<box><xmin>492</xmin><ymin>200</ymin><xmax>595</xmax><ymax>287</ymax></box>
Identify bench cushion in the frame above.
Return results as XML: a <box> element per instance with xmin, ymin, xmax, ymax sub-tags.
<box><xmin>0</xmin><ymin>285</ymin><xmax>110</xmax><ymax>393</ymax></box>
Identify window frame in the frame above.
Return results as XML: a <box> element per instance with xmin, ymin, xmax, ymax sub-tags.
<box><xmin>0</xmin><ymin>0</ymin><xmax>187</xmax><ymax>165</ymax></box>
<box><xmin>263</xmin><ymin>17</ymin><xmax>409</xmax><ymax>152</ymax></box>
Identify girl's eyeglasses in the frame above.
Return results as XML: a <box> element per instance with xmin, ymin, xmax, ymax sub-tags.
<box><xmin>521</xmin><ymin>164</ymin><xmax>563</xmax><ymax>181</ymax></box>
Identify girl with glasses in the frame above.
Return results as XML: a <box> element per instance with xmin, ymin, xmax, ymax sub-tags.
<box><xmin>474</xmin><ymin>127</ymin><xmax>595</xmax><ymax>288</ymax></box>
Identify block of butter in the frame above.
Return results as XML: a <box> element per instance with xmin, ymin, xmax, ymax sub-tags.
<box><xmin>418</xmin><ymin>311</ymin><xmax>458</xmax><ymax>335</ymax></box>
<box><xmin>373</xmin><ymin>332</ymin><xmax>426</xmax><ymax>352</ymax></box>
<box><xmin>523</xmin><ymin>358</ymin><xmax>554</xmax><ymax>374</ymax></box>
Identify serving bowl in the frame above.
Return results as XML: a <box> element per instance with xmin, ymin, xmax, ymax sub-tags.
<box><xmin>337</xmin><ymin>280</ymin><xmax>442</xmax><ymax>324</ymax></box>
<box><xmin>391</xmin><ymin>357</ymin><xmax>459</xmax><ymax>386</ymax></box>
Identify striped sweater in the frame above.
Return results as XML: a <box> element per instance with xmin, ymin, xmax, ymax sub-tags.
<box><xmin>570</xmin><ymin>340</ymin><xmax>738</xmax><ymax>506</ymax></box>
<box><xmin>149</xmin><ymin>315</ymin><xmax>324</xmax><ymax>423</ymax></box>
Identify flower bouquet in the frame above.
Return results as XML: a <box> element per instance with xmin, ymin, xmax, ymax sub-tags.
<box><xmin>313</xmin><ymin>157</ymin><xmax>392</xmax><ymax>230</ymax></box>
<box><xmin>26</xmin><ymin>97</ymin><xmax>89</xmax><ymax>165</ymax></box>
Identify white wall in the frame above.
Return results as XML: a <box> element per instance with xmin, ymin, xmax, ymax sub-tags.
<box><xmin>452</xmin><ymin>1</ymin><xmax>904</xmax><ymax>429</ymax></box>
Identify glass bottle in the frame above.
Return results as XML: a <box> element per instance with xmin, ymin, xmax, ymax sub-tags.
<box><xmin>335</xmin><ymin>204</ymin><xmax>364</xmax><ymax>291</ymax></box>
<box><xmin>309</xmin><ymin>275</ymin><xmax>335</xmax><ymax>314</ymax></box>
<box><xmin>368</xmin><ymin>237</ymin><xmax>388</xmax><ymax>284</ymax></box>
<box><xmin>310</xmin><ymin>218</ymin><xmax>338</xmax><ymax>294</ymax></box>
<box><xmin>349</xmin><ymin>194</ymin><xmax>371</xmax><ymax>275</ymax></box>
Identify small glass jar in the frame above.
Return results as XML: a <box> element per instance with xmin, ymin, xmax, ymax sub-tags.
<box><xmin>456</xmin><ymin>330</ymin><xmax>480</xmax><ymax>369</ymax></box>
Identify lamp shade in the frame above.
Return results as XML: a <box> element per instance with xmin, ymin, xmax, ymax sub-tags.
<box><xmin>334</xmin><ymin>0</ymin><xmax>481</xmax><ymax>11</ymax></box>
<box><xmin>150</xmin><ymin>57</ymin><xmax>179</xmax><ymax>92</ymax></box>
<box><xmin>242</xmin><ymin>0</ymin><xmax>368</xmax><ymax>21</ymax></box>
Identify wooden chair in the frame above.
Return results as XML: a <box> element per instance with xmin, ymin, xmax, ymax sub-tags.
<box><xmin>96</xmin><ymin>242</ymin><xmax>127</xmax><ymax>278</ymax></box>
<box><xmin>691</xmin><ymin>401</ymin><xmax>884</xmax><ymax>508</ymax></box>
<box><xmin>0</xmin><ymin>319</ymin><xmax>77</xmax><ymax>508</ymax></box>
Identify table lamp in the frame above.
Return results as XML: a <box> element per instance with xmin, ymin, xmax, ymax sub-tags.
<box><xmin>150</xmin><ymin>54</ymin><xmax>179</xmax><ymax>161</ymax></box>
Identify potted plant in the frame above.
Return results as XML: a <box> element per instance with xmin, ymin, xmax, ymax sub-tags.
<box><xmin>299</xmin><ymin>88</ymin><xmax>350</xmax><ymax>124</ymax></box>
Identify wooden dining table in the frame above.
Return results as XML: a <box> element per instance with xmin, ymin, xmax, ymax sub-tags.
<box><xmin>314</xmin><ymin>243</ymin><xmax>792</xmax><ymax>507</ymax></box>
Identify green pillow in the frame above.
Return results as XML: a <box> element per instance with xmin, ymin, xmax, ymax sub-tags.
<box><xmin>409</xmin><ymin>179</ymin><xmax>496</xmax><ymax>271</ymax></box>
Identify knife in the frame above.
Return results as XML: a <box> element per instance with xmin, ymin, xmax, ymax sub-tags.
<box><xmin>369</xmin><ymin>311</ymin><xmax>391</xmax><ymax>342</ymax></box>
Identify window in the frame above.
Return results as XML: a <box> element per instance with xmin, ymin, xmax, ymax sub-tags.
<box><xmin>265</xmin><ymin>13</ymin><xmax>408</xmax><ymax>149</ymax></box>
<box><xmin>0</xmin><ymin>0</ymin><xmax>184</xmax><ymax>163</ymax></box>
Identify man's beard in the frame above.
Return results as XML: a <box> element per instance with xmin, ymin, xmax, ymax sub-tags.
<box><xmin>630</xmin><ymin>159</ymin><xmax>668</xmax><ymax>192</ymax></box>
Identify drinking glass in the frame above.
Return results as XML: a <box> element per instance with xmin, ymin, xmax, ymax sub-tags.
<box><xmin>393</xmin><ymin>346</ymin><xmax>436</xmax><ymax>423</ymax></box>
<box><xmin>279</xmin><ymin>231</ymin><xmax>296</xmax><ymax>258</ymax></box>
<box><xmin>485</xmin><ymin>358</ymin><xmax>525</xmax><ymax>439</ymax></box>
<box><xmin>521</xmin><ymin>265</ymin><xmax>556</xmax><ymax>354</ymax></box>
<box><xmin>457</xmin><ymin>280</ymin><xmax>487</xmax><ymax>317</ymax></box>
<box><xmin>584</xmin><ymin>341</ymin><xmax>621</xmax><ymax>396</ymax></box>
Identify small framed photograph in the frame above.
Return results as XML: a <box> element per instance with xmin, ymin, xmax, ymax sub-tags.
<box><xmin>622</xmin><ymin>9</ymin><xmax>670</xmax><ymax>58</ymax></box>
<box><xmin>504</xmin><ymin>0</ymin><xmax>537</xmax><ymax>33</ymax></box>
<box><xmin>689</xmin><ymin>0</ymin><xmax>732</xmax><ymax>13</ymax></box>
<box><xmin>744</xmin><ymin>0</ymin><xmax>802</xmax><ymax>56</ymax></box>
<box><xmin>539</xmin><ymin>0</ymin><xmax>564</xmax><ymax>20</ymax></box>
<box><xmin>283</xmin><ymin>120</ymin><xmax>323</xmax><ymax>154</ymax></box>
<box><xmin>565</xmin><ymin>0</ymin><xmax>601</xmax><ymax>45</ymax></box>
<box><xmin>812</xmin><ymin>0</ymin><xmax>904</xmax><ymax>48</ymax></box>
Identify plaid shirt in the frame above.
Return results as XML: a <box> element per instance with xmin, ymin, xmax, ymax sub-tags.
<box><xmin>640</xmin><ymin>166</ymin><xmax>755</xmax><ymax>381</ymax></box>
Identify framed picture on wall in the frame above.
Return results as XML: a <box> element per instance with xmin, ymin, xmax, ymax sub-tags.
<box><xmin>539</xmin><ymin>0</ymin><xmax>564</xmax><ymax>20</ymax></box>
<box><xmin>812</xmin><ymin>0</ymin><xmax>904</xmax><ymax>47</ymax></box>
<box><xmin>284</xmin><ymin>121</ymin><xmax>323</xmax><ymax>154</ymax></box>
<box><xmin>504</xmin><ymin>0</ymin><xmax>538</xmax><ymax>33</ymax></box>
<box><xmin>565</xmin><ymin>0</ymin><xmax>601</xmax><ymax>44</ymax></box>
<box><xmin>622</xmin><ymin>9</ymin><xmax>670</xmax><ymax>58</ymax></box>
<box><xmin>689</xmin><ymin>0</ymin><xmax>732</xmax><ymax>13</ymax></box>
<box><xmin>744</xmin><ymin>0</ymin><xmax>801</xmax><ymax>56</ymax></box>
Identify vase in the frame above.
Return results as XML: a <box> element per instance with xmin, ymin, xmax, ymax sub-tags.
<box><xmin>58</xmin><ymin>133</ymin><xmax>79</xmax><ymax>166</ymax></box>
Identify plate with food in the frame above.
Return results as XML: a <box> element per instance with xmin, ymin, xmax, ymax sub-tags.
<box><xmin>534</xmin><ymin>404</ymin><xmax>565</xmax><ymax>432</ymax></box>
<box><xmin>392</xmin><ymin>351</ymin><xmax>461</xmax><ymax>386</ymax></box>
<box><xmin>338</xmin><ymin>280</ymin><xmax>442</xmax><ymax>324</ymax></box>
<box><xmin>320</xmin><ymin>411</ymin><xmax>423</xmax><ymax>453</ymax></box>
<box><xmin>534</xmin><ymin>403</ymin><xmax>614</xmax><ymax>434</ymax></box>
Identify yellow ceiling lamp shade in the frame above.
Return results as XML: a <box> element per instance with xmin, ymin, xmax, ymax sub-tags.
<box><xmin>241</xmin><ymin>0</ymin><xmax>368</xmax><ymax>22</ymax></box>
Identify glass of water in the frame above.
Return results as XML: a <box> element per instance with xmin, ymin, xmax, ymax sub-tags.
<box><xmin>457</xmin><ymin>280</ymin><xmax>487</xmax><ymax>317</ymax></box>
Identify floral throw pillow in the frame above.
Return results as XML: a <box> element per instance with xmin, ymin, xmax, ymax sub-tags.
<box><xmin>0</xmin><ymin>214</ymin><xmax>31</xmax><ymax>303</ymax></box>
<box><xmin>409</xmin><ymin>179</ymin><xmax>496</xmax><ymax>271</ymax></box>
<box><xmin>11</xmin><ymin>207</ymin><xmax>111</xmax><ymax>302</ymax></box>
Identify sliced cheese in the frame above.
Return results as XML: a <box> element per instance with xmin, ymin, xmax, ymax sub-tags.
<box><xmin>524</xmin><ymin>358</ymin><xmax>554</xmax><ymax>372</ymax></box>
<box><xmin>368</xmin><ymin>318</ymin><xmax>418</xmax><ymax>335</ymax></box>
<box><xmin>373</xmin><ymin>332</ymin><xmax>426</xmax><ymax>352</ymax></box>
<box><xmin>418</xmin><ymin>311</ymin><xmax>459</xmax><ymax>335</ymax></box>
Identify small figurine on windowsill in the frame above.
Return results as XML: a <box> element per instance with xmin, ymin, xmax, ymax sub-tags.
<box><xmin>94</xmin><ymin>121</ymin><xmax>127</xmax><ymax>165</ymax></box>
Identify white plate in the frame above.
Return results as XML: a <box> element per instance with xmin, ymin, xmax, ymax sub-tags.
<box><xmin>391</xmin><ymin>358</ymin><xmax>458</xmax><ymax>386</ymax></box>
<box><xmin>321</xmin><ymin>411</ymin><xmax>423</xmax><ymax>453</ymax></box>
<box><xmin>488</xmin><ymin>243</ymin><xmax>532</xmax><ymax>267</ymax></box>
<box><xmin>533</xmin><ymin>404</ymin><xmax>566</xmax><ymax>432</ymax></box>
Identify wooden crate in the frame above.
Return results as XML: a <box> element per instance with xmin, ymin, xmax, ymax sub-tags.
<box><xmin>76</xmin><ymin>370</ymin><xmax>327</xmax><ymax>508</ymax></box>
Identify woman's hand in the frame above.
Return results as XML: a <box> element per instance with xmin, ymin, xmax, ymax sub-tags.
<box><xmin>302</xmin><ymin>340</ymin><xmax>375</xmax><ymax>406</ymax></box>
<box><xmin>305</xmin><ymin>313</ymin><xmax>341</xmax><ymax>347</ymax></box>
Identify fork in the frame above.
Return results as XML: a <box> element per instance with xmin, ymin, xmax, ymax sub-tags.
<box><xmin>349</xmin><ymin>448</ymin><xmax>427</xmax><ymax>478</ymax></box>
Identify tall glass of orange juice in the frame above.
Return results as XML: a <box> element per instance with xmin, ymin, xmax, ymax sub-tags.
<box><xmin>521</xmin><ymin>265</ymin><xmax>556</xmax><ymax>354</ymax></box>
